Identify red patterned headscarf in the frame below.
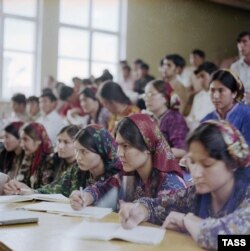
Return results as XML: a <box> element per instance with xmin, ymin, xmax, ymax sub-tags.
<box><xmin>203</xmin><ymin>120</ymin><xmax>250</xmax><ymax>168</ymax></box>
<box><xmin>128</xmin><ymin>113</ymin><xmax>183</xmax><ymax>176</ymax></box>
<box><xmin>21</xmin><ymin>122</ymin><xmax>53</xmax><ymax>174</ymax></box>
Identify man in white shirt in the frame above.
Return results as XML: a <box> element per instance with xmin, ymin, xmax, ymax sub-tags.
<box><xmin>230</xmin><ymin>31</ymin><xmax>250</xmax><ymax>104</ymax></box>
<box><xmin>37</xmin><ymin>92</ymin><xmax>66</xmax><ymax>146</ymax></box>
<box><xmin>186</xmin><ymin>62</ymin><xmax>218</xmax><ymax>131</ymax></box>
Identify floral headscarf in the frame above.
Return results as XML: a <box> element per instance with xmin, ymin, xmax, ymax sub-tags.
<box><xmin>128</xmin><ymin>113</ymin><xmax>183</xmax><ymax>177</ymax></box>
<box><xmin>21</xmin><ymin>122</ymin><xmax>53</xmax><ymax>174</ymax></box>
<box><xmin>81</xmin><ymin>124</ymin><xmax>122</xmax><ymax>174</ymax></box>
<box><xmin>203</xmin><ymin>120</ymin><xmax>250</xmax><ymax>168</ymax></box>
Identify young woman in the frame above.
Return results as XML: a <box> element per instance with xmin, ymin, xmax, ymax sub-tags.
<box><xmin>144</xmin><ymin>80</ymin><xmax>189</xmax><ymax>158</ymax></box>
<box><xmin>3</xmin><ymin>122</ymin><xmax>54</xmax><ymax>190</ymax></box>
<box><xmin>119</xmin><ymin>120</ymin><xmax>250</xmax><ymax>250</ymax></box>
<box><xmin>0</xmin><ymin>122</ymin><xmax>24</xmax><ymax>178</ymax></box>
<box><xmin>4</xmin><ymin>125</ymin><xmax>121</xmax><ymax>197</ymax></box>
<box><xmin>70</xmin><ymin>114</ymin><xmax>185</xmax><ymax>211</ymax></box>
<box><xmin>79</xmin><ymin>87</ymin><xmax>111</xmax><ymax>129</ymax></box>
<box><xmin>98</xmin><ymin>81</ymin><xmax>140</xmax><ymax>133</ymax></box>
<box><xmin>201</xmin><ymin>69</ymin><xmax>250</xmax><ymax>145</ymax></box>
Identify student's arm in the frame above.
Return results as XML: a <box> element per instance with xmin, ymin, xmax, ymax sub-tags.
<box><xmin>83</xmin><ymin>173</ymin><xmax>121</xmax><ymax>204</ymax></box>
<box><xmin>194</xmin><ymin>205</ymin><xmax>250</xmax><ymax>250</ymax></box>
<box><xmin>137</xmin><ymin>186</ymin><xmax>196</xmax><ymax>225</ymax></box>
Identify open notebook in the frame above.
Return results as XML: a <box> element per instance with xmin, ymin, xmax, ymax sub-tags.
<box><xmin>19</xmin><ymin>202</ymin><xmax>112</xmax><ymax>219</ymax></box>
<box><xmin>68</xmin><ymin>222</ymin><xmax>166</xmax><ymax>245</ymax></box>
<box><xmin>0</xmin><ymin>211</ymin><xmax>38</xmax><ymax>226</ymax></box>
<box><xmin>0</xmin><ymin>194</ymin><xmax>69</xmax><ymax>203</ymax></box>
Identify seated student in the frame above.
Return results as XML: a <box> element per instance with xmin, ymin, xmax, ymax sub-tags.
<box><xmin>3</xmin><ymin>125</ymin><xmax>80</xmax><ymax>197</ymax></box>
<box><xmin>0</xmin><ymin>122</ymin><xmax>25</xmax><ymax>178</ymax></box>
<box><xmin>144</xmin><ymin>80</ymin><xmax>189</xmax><ymax>159</ymax></box>
<box><xmin>3</xmin><ymin>122</ymin><xmax>54</xmax><ymax>191</ymax></box>
<box><xmin>70</xmin><ymin>114</ymin><xmax>185</xmax><ymax>211</ymax></box>
<box><xmin>10</xmin><ymin>93</ymin><xmax>29</xmax><ymax>123</ymax></box>
<box><xmin>201</xmin><ymin>69</ymin><xmax>250</xmax><ymax>146</ymax></box>
<box><xmin>37</xmin><ymin>92</ymin><xmax>66</xmax><ymax>145</ymax></box>
<box><xmin>79</xmin><ymin>87</ymin><xmax>111</xmax><ymax>129</ymax></box>
<box><xmin>26</xmin><ymin>96</ymin><xmax>41</xmax><ymax>121</ymax></box>
<box><xmin>186</xmin><ymin>62</ymin><xmax>218</xmax><ymax>131</ymax></box>
<box><xmin>119</xmin><ymin>120</ymin><xmax>250</xmax><ymax>250</ymax></box>
<box><xmin>98</xmin><ymin>81</ymin><xmax>140</xmax><ymax>133</ymax></box>
<box><xmin>163</xmin><ymin>54</ymin><xmax>189</xmax><ymax>115</ymax></box>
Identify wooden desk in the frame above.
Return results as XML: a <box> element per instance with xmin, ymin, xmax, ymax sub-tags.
<box><xmin>0</xmin><ymin>203</ymin><xmax>203</xmax><ymax>251</ymax></box>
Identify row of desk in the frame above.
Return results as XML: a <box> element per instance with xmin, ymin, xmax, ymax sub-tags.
<box><xmin>0</xmin><ymin>202</ymin><xmax>203</xmax><ymax>251</ymax></box>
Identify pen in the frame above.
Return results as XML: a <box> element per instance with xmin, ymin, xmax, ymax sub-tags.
<box><xmin>79</xmin><ymin>187</ymin><xmax>85</xmax><ymax>205</ymax></box>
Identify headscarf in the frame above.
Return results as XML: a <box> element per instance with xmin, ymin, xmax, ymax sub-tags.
<box><xmin>22</xmin><ymin>122</ymin><xmax>53</xmax><ymax>174</ymax></box>
<box><xmin>0</xmin><ymin>121</ymin><xmax>24</xmax><ymax>173</ymax></box>
<box><xmin>82</xmin><ymin>124</ymin><xmax>122</xmax><ymax>174</ymax></box>
<box><xmin>202</xmin><ymin>120</ymin><xmax>250</xmax><ymax>168</ymax></box>
<box><xmin>128</xmin><ymin>113</ymin><xmax>183</xmax><ymax>177</ymax></box>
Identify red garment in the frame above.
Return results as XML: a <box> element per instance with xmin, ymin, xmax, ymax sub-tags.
<box><xmin>128</xmin><ymin>113</ymin><xmax>183</xmax><ymax>177</ymax></box>
<box><xmin>28</xmin><ymin>122</ymin><xmax>53</xmax><ymax>174</ymax></box>
<box><xmin>59</xmin><ymin>98</ymin><xmax>84</xmax><ymax>117</ymax></box>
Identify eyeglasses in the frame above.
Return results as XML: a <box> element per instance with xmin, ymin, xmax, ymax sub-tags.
<box><xmin>143</xmin><ymin>92</ymin><xmax>160</xmax><ymax>99</ymax></box>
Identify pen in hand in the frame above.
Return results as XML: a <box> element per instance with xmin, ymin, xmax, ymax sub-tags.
<box><xmin>80</xmin><ymin>187</ymin><xmax>85</xmax><ymax>207</ymax></box>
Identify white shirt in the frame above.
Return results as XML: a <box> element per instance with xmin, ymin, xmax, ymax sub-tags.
<box><xmin>230</xmin><ymin>58</ymin><xmax>250</xmax><ymax>92</ymax></box>
<box><xmin>186</xmin><ymin>90</ymin><xmax>214</xmax><ymax>131</ymax></box>
<box><xmin>36</xmin><ymin>110</ymin><xmax>66</xmax><ymax>145</ymax></box>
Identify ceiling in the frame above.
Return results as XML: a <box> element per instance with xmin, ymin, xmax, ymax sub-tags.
<box><xmin>209</xmin><ymin>0</ymin><xmax>250</xmax><ymax>11</ymax></box>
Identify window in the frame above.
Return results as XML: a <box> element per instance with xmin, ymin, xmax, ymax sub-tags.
<box><xmin>0</xmin><ymin>0</ymin><xmax>40</xmax><ymax>100</ymax></box>
<box><xmin>58</xmin><ymin>0</ymin><xmax>125</xmax><ymax>84</ymax></box>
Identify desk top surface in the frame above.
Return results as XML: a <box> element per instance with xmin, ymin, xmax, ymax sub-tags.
<box><xmin>0</xmin><ymin>202</ymin><xmax>203</xmax><ymax>251</ymax></box>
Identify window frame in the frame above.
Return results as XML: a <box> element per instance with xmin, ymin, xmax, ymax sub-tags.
<box><xmin>0</xmin><ymin>0</ymin><xmax>41</xmax><ymax>101</ymax></box>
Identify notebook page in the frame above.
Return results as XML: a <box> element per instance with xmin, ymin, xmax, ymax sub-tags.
<box><xmin>20</xmin><ymin>202</ymin><xmax>112</xmax><ymax>219</ymax></box>
<box><xmin>112</xmin><ymin>225</ymin><xmax>166</xmax><ymax>245</ymax></box>
<box><xmin>33</xmin><ymin>194</ymin><xmax>69</xmax><ymax>203</ymax></box>
<box><xmin>0</xmin><ymin>195</ymin><xmax>34</xmax><ymax>203</ymax></box>
<box><xmin>0</xmin><ymin>211</ymin><xmax>38</xmax><ymax>225</ymax></box>
<box><xmin>68</xmin><ymin>222</ymin><xmax>119</xmax><ymax>241</ymax></box>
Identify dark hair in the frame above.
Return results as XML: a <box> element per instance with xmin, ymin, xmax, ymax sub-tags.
<box><xmin>27</xmin><ymin>96</ymin><xmax>39</xmax><ymax>104</ymax></box>
<box><xmin>150</xmin><ymin>80</ymin><xmax>170</xmax><ymax>108</ymax></box>
<box><xmin>140</xmin><ymin>63</ymin><xmax>149</xmax><ymax>71</ymax></box>
<box><xmin>115</xmin><ymin>118</ymin><xmax>148</xmax><ymax>152</ymax></box>
<box><xmin>187</xmin><ymin>123</ymin><xmax>238</xmax><ymax>170</ymax></box>
<box><xmin>236</xmin><ymin>31</ymin><xmax>250</xmax><ymax>42</ymax></box>
<box><xmin>133</xmin><ymin>59</ymin><xmax>144</xmax><ymax>65</ymax></box>
<box><xmin>4</xmin><ymin>122</ymin><xmax>24</xmax><ymax>139</ymax></box>
<box><xmin>82</xmin><ymin>78</ymin><xmax>93</xmax><ymax>86</ymax></box>
<box><xmin>120</xmin><ymin>60</ymin><xmax>128</xmax><ymax>66</ymax></box>
<box><xmin>59</xmin><ymin>86</ymin><xmax>74</xmax><ymax>101</ymax></box>
<box><xmin>58</xmin><ymin>125</ymin><xmax>80</xmax><ymax>139</ymax></box>
<box><xmin>159</xmin><ymin>58</ymin><xmax>164</xmax><ymax>67</ymax></box>
<box><xmin>122</xmin><ymin>65</ymin><xmax>131</xmax><ymax>72</ymax></box>
<box><xmin>11</xmin><ymin>93</ymin><xmax>26</xmax><ymax>105</ymax></box>
<box><xmin>74</xmin><ymin>128</ymin><xmax>99</xmax><ymax>154</ymax></box>
<box><xmin>194</xmin><ymin>61</ymin><xmax>218</xmax><ymax>75</ymax></box>
<box><xmin>72</xmin><ymin>77</ymin><xmax>82</xmax><ymax>82</ymax></box>
<box><xmin>99</xmin><ymin>81</ymin><xmax>131</xmax><ymax>105</ymax></box>
<box><xmin>165</xmin><ymin>54</ymin><xmax>186</xmax><ymax>69</ymax></box>
<box><xmin>209</xmin><ymin>70</ymin><xmax>244</xmax><ymax>95</ymax></box>
<box><xmin>40</xmin><ymin>92</ymin><xmax>57</xmax><ymax>102</ymax></box>
<box><xmin>192</xmin><ymin>49</ymin><xmax>206</xmax><ymax>59</ymax></box>
<box><xmin>20</xmin><ymin>123</ymin><xmax>41</xmax><ymax>141</ymax></box>
<box><xmin>80</xmin><ymin>87</ymin><xmax>98</xmax><ymax>101</ymax></box>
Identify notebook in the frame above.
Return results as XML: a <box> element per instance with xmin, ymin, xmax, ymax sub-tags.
<box><xmin>68</xmin><ymin>222</ymin><xmax>166</xmax><ymax>245</ymax></box>
<box><xmin>19</xmin><ymin>202</ymin><xmax>112</xmax><ymax>219</ymax></box>
<box><xmin>0</xmin><ymin>211</ymin><xmax>38</xmax><ymax>226</ymax></box>
<box><xmin>0</xmin><ymin>194</ymin><xmax>69</xmax><ymax>203</ymax></box>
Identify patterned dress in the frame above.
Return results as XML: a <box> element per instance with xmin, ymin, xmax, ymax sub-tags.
<box><xmin>137</xmin><ymin>168</ymin><xmax>250</xmax><ymax>250</ymax></box>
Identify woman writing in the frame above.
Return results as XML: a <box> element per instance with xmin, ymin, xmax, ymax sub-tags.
<box><xmin>119</xmin><ymin>120</ymin><xmax>250</xmax><ymax>250</ymax></box>
<box><xmin>70</xmin><ymin>114</ymin><xmax>185</xmax><ymax>210</ymax></box>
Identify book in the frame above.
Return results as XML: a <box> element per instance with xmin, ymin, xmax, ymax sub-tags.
<box><xmin>0</xmin><ymin>194</ymin><xmax>69</xmax><ymax>203</ymax></box>
<box><xmin>19</xmin><ymin>202</ymin><xmax>112</xmax><ymax>219</ymax></box>
<box><xmin>67</xmin><ymin>222</ymin><xmax>166</xmax><ymax>245</ymax></box>
<box><xmin>0</xmin><ymin>211</ymin><xmax>38</xmax><ymax>226</ymax></box>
